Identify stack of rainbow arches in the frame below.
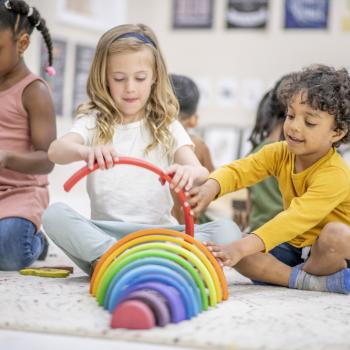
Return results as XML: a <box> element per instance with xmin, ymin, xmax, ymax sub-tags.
<box><xmin>64</xmin><ymin>157</ymin><xmax>228</xmax><ymax>329</ymax></box>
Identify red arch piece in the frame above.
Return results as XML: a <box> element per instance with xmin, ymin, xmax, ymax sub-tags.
<box><xmin>63</xmin><ymin>157</ymin><xmax>194</xmax><ymax>236</ymax></box>
<box><xmin>110</xmin><ymin>300</ymin><xmax>156</xmax><ymax>329</ymax></box>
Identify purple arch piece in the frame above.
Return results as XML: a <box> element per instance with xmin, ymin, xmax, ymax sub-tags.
<box><xmin>123</xmin><ymin>290</ymin><xmax>170</xmax><ymax>327</ymax></box>
<box><xmin>120</xmin><ymin>282</ymin><xmax>186</xmax><ymax>323</ymax></box>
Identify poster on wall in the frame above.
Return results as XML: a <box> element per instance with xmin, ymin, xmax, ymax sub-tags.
<box><xmin>173</xmin><ymin>0</ymin><xmax>214</xmax><ymax>29</ymax></box>
<box><xmin>72</xmin><ymin>44</ymin><xmax>95</xmax><ymax>113</ymax></box>
<box><xmin>226</xmin><ymin>0</ymin><xmax>269</xmax><ymax>29</ymax></box>
<box><xmin>203</xmin><ymin>126</ymin><xmax>241</xmax><ymax>168</ymax></box>
<box><xmin>40</xmin><ymin>38</ymin><xmax>67</xmax><ymax>116</ymax></box>
<box><xmin>284</xmin><ymin>0</ymin><xmax>329</xmax><ymax>29</ymax></box>
<box><xmin>193</xmin><ymin>77</ymin><xmax>212</xmax><ymax>107</ymax></box>
<box><xmin>217</xmin><ymin>78</ymin><xmax>238</xmax><ymax>108</ymax></box>
<box><xmin>241</xmin><ymin>79</ymin><xmax>264</xmax><ymax>111</ymax></box>
<box><xmin>56</xmin><ymin>0</ymin><xmax>126</xmax><ymax>31</ymax></box>
<box><xmin>341</xmin><ymin>0</ymin><xmax>350</xmax><ymax>31</ymax></box>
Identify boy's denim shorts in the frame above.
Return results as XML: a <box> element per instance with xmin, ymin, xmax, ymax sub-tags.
<box><xmin>252</xmin><ymin>242</ymin><xmax>350</xmax><ymax>285</ymax></box>
<box><xmin>269</xmin><ymin>242</ymin><xmax>350</xmax><ymax>268</ymax></box>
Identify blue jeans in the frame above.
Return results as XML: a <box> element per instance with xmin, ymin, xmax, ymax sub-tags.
<box><xmin>0</xmin><ymin>217</ymin><xmax>44</xmax><ymax>271</ymax></box>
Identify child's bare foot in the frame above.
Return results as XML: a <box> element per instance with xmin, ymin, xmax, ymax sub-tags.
<box><xmin>204</xmin><ymin>241</ymin><xmax>241</xmax><ymax>267</ymax></box>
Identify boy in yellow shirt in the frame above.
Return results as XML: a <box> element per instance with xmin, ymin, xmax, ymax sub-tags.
<box><xmin>188</xmin><ymin>65</ymin><xmax>350</xmax><ymax>294</ymax></box>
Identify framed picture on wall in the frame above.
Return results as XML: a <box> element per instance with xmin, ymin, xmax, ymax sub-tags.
<box><xmin>203</xmin><ymin>125</ymin><xmax>241</xmax><ymax>168</ymax></box>
<box><xmin>226</xmin><ymin>0</ymin><xmax>269</xmax><ymax>29</ymax></box>
<box><xmin>284</xmin><ymin>0</ymin><xmax>329</xmax><ymax>29</ymax></box>
<box><xmin>72</xmin><ymin>44</ymin><xmax>95</xmax><ymax>113</ymax></box>
<box><xmin>40</xmin><ymin>38</ymin><xmax>67</xmax><ymax>117</ymax></box>
<box><xmin>56</xmin><ymin>0</ymin><xmax>126</xmax><ymax>31</ymax></box>
<box><xmin>173</xmin><ymin>0</ymin><xmax>214</xmax><ymax>29</ymax></box>
<box><xmin>341</xmin><ymin>0</ymin><xmax>350</xmax><ymax>32</ymax></box>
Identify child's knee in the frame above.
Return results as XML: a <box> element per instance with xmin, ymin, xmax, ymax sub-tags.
<box><xmin>42</xmin><ymin>202</ymin><xmax>71</xmax><ymax>237</ymax></box>
<box><xmin>218</xmin><ymin>219</ymin><xmax>242</xmax><ymax>241</ymax></box>
<box><xmin>317</xmin><ymin>222</ymin><xmax>350</xmax><ymax>253</ymax></box>
<box><xmin>204</xmin><ymin>219</ymin><xmax>242</xmax><ymax>244</ymax></box>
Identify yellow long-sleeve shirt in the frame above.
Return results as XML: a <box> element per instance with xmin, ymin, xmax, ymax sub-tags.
<box><xmin>210</xmin><ymin>141</ymin><xmax>350</xmax><ymax>252</ymax></box>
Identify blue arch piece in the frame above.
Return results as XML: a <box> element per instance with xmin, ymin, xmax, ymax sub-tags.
<box><xmin>106</xmin><ymin>265</ymin><xmax>196</xmax><ymax>319</ymax></box>
<box><xmin>104</xmin><ymin>257</ymin><xmax>201</xmax><ymax>313</ymax></box>
<box><xmin>117</xmin><ymin>282</ymin><xmax>186</xmax><ymax>323</ymax></box>
<box><xmin>106</xmin><ymin>266</ymin><xmax>197</xmax><ymax>319</ymax></box>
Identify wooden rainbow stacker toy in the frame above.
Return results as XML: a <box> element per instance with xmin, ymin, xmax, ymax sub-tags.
<box><xmin>64</xmin><ymin>157</ymin><xmax>228</xmax><ymax>329</ymax></box>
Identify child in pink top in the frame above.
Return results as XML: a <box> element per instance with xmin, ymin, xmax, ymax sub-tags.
<box><xmin>0</xmin><ymin>0</ymin><xmax>56</xmax><ymax>270</ymax></box>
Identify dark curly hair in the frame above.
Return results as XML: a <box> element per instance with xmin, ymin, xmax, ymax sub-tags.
<box><xmin>278</xmin><ymin>64</ymin><xmax>350</xmax><ymax>147</ymax></box>
<box><xmin>248</xmin><ymin>75</ymin><xmax>289</xmax><ymax>149</ymax></box>
<box><xmin>0</xmin><ymin>0</ymin><xmax>53</xmax><ymax>68</ymax></box>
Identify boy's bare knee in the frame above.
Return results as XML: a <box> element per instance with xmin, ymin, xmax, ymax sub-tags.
<box><xmin>317</xmin><ymin>222</ymin><xmax>350</xmax><ymax>253</ymax></box>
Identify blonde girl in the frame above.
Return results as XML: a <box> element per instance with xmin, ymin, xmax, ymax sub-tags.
<box><xmin>43</xmin><ymin>24</ymin><xmax>241</xmax><ymax>275</ymax></box>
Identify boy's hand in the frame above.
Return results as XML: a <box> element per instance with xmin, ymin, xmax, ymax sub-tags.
<box><xmin>187</xmin><ymin>179</ymin><xmax>220</xmax><ymax>216</ymax></box>
<box><xmin>205</xmin><ymin>234</ymin><xmax>266</xmax><ymax>267</ymax></box>
<box><xmin>81</xmin><ymin>145</ymin><xmax>119</xmax><ymax>170</ymax></box>
<box><xmin>204</xmin><ymin>241</ymin><xmax>242</xmax><ymax>267</ymax></box>
<box><xmin>165</xmin><ymin>164</ymin><xmax>197</xmax><ymax>193</ymax></box>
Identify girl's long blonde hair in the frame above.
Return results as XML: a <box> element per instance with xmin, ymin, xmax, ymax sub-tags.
<box><xmin>76</xmin><ymin>24</ymin><xmax>179</xmax><ymax>156</ymax></box>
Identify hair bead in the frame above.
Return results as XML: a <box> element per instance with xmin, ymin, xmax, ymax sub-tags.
<box><xmin>46</xmin><ymin>66</ymin><xmax>56</xmax><ymax>77</ymax></box>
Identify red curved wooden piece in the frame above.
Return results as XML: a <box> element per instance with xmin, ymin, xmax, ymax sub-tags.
<box><xmin>63</xmin><ymin>157</ymin><xmax>194</xmax><ymax>236</ymax></box>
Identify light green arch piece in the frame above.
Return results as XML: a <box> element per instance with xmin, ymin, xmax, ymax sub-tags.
<box><xmin>96</xmin><ymin>248</ymin><xmax>208</xmax><ymax>310</ymax></box>
<box><xmin>96</xmin><ymin>243</ymin><xmax>217</xmax><ymax>307</ymax></box>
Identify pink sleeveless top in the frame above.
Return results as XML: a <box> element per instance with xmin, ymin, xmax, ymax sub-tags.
<box><xmin>0</xmin><ymin>74</ymin><xmax>49</xmax><ymax>230</ymax></box>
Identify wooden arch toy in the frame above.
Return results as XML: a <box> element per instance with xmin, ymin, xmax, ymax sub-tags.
<box><xmin>64</xmin><ymin>157</ymin><xmax>228</xmax><ymax>329</ymax></box>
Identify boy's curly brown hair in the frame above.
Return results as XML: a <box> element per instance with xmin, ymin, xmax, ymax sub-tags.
<box><xmin>278</xmin><ymin>64</ymin><xmax>350</xmax><ymax>147</ymax></box>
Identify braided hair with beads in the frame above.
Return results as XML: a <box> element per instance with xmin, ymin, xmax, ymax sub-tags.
<box><xmin>0</xmin><ymin>0</ymin><xmax>55</xmax><ymax>76</ymax></box>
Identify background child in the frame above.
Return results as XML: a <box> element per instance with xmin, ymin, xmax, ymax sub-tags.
<box><xmin>0</xmin><ymin>0</ymin><xmax>56</xmax><ymax>270</ymax></box>
<box><xmin>43</xmin><ymin>24</ymin><xmax>241</xmax><ymax>275</ymax></box>
<box><xmin>246</xmin><ymin>77</ymin><xmax>287</xmax><ymax>232</ymax></box>
<box><xmin>189</xmin><ymin>64</ymin><xmax>350</xmax><ymax>294</ymax></box>
<box><xmin>169</xmin><ymin>74</ymin><xmax>214</xmax><ymax>172</ymax></box>
<box><xmin>169</xmin><ymin>73</ymin><xmax>215</xmax><ymax>224</ymax></box>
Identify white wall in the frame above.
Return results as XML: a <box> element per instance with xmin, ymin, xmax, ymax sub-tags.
<box><xmin>127</xmin><ymin>0</ymin><xmax>350</xmax><ymax>127</ymax></box>
<box><xmin>25</xmin><ymin>0</ymin><xmax>350</xmax><ymax>129</ymax></box>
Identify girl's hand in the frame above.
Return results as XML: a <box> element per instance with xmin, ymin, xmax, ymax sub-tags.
<box><xmin>81</xmin><ymin>145</ymin><xmax>119</xmax><ymax>170</ymax></box>
<box><xmin>165</xmin><ymin>164</ymin><xmax>197</xmax><ymax>193</ymax></box>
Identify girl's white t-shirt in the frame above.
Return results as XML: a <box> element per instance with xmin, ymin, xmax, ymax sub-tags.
<box><xmin>70</xmin><ymin>112</ymin><xmax>193</xmax><ymax>225</ymax></box>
